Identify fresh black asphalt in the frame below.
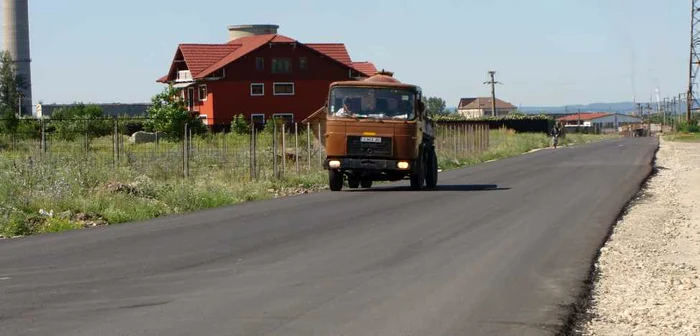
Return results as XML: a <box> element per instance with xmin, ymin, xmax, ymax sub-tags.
<box><xmin>0</xmin><ymin>137</ymin><xmax>658</xmax><ymax>336</ymax></box>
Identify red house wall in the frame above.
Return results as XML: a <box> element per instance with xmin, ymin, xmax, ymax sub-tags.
<box><xmin>200</xmin><ymin>43</ymin><xmax>354</xmax><ymax>124</ymax></box>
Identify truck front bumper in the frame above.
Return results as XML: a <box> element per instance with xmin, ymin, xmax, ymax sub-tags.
<box><xmin>323</xmin><ymin>158</ymin><xmax>413</xmax><ymax>171</ymax></box>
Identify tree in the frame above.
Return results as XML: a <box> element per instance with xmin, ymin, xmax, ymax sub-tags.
<box><xmin>0</xmin><ymin>50</ymin><xmax>25</xmax><ymax>133</ymax></box>
<box><xmin>146</xmin><ymin>85</ymin><xmax>206</xmax><ymax>139</ymax></box>
<box><xmin>49</xmin><ymin>103</ymin><xmax>110</xmax><ymax>140</ymax></box>
<box><xmin>425</xmin><ymin>96</ymin><xmax>448</xmax><ymax>117</ymax></box>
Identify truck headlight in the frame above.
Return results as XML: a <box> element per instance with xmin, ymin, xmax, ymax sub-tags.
<box><xmin>329</xmin><ymin>160</ymin><xmax>341</xmax><ymax>169</ymax></box>
<box><xmin>397</xmin><ymin>161</ymin><xmax>410</xmax><ymax>170</ymax></box>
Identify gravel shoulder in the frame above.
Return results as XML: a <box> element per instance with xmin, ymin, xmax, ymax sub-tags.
<box><xmin>579</xmin><ymin>138</ymin><xmax>700</xmax><ymax>335</ymax></box>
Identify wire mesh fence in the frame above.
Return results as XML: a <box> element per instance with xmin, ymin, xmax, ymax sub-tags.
<box><xmin>0</xmin><ymin>117</ymin><xmax>497</xmax><ymax>183</ymax></box>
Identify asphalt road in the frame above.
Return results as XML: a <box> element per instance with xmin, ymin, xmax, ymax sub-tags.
<box><xmin>0</xmin><ymin>137</ymin><xmax>658</xmax><ymax>336</ymax></box>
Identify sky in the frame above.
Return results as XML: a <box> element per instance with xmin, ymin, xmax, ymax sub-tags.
<box><xmin>0</xmin><ymin>0</ymin><xmax>691</xmax><ymax>108</ymax></box>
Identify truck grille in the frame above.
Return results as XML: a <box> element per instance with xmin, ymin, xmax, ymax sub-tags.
<box><xmin>346</xmin><ymin>136</ymin><xmax>393</xmax><ymax>157</ymax></box>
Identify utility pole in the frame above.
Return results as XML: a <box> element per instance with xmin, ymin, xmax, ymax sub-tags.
<box><xmin>578</xmin><ymin>108</ymin><xmax>581</xmax><ymax>127</ymax></box>
<box><xmin>484</xmin><ymin>70</ymin><xmax>502</xmax><ymax>117</ymax></box>
<box><xmin>647</xmin><ymin>103</ymin><xmax>652</xmax><ymax>136</ymax></box>
<box><xmin>688</xmin><ymin>0</ymin><xmax>700</xmax><ymax>121</ymax></box>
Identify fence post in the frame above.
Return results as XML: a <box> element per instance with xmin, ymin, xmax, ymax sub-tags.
<box><xmin>273</xmin><ymin>120</ymin><xmax>278</xmax><ymax>179</ymax></box>
<box><xmin>318</xmin><ymin>123</ymin><xmax>323</xmax><ymax>167</ymax></box>
<box><xmin>295</xmin><ymin>122</ymin><xmax>299</xmax><ymax>174</ymax></box>
<box><xmin>249</xmin><ymin>124</ymin><xmax>253</xmax><ymax>179</ymax></box>
<box><xmin>183</xmin><ymin>123</ymin><xmax>189</xmax><ymax>178</ymax></box>
<box><xmin>40</xmin><ymin>118</ymin><xmax>46</xmax><ymax>153</ymax></box>
<box><xmin>84</xmin><ymin>118</ymin><xmax>89</xmax><ymax>154</ymax></box>
<box><xmin>452</xmin><ymin>125</ymin><xmax>459</xmax><ymax>157</ymax></box>
<box><xmin>113</xmin><ymin>116</ymin><xmax>118</xmax><ymax>168</ymax></box>
<box><xmin>486</xmin><ymin>125</ymin><xmax>490</xmax><ymax>148</ymax></box>
<box><xmin>307</xmin><ymin>123</ymin><xmax>311</xmax><ymax>172</ymax></box>
<box><xmin>281</xmin><ymin>122</ymin><xmax>286</xmax><ymax>177</ymax></box>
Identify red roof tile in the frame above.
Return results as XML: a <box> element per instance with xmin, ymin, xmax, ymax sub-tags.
<box><xmin>306</xmin><ymin>43</ymin><xmax>352</xmax><ymax>66</ymax></box>
<box><xmin>352</xmin><ymin>62</ymin><xmax>377</xmax><ymax>76</ymax></box>
<box><xmin>198</xmin><ymin>34</ymin><xmax>280</xmax><ymax>78</ymax></box>
<box><xmin>557</xmin><ymin>112</ymin><xmax>611</xmax><ymax>121</ymax></box>
<box><xmin>179</xmin><ymin>44</ymin><xmax>240</xmax><ymax>77</ymax></box>
<box><xmin>159</xmin><ymin>34</ymin><xmax>375</xmax><ymax>82</ymax></box>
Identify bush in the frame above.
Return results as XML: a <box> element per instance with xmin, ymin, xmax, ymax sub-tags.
<box><xmin>678</xmin><ymin>119</ymin><xmax>700</xmax><ymax>133</ymax></box>
<box><xmin>47</xmin><ymin>103</ymin><xmax>112</xmax><ymax>141</ymax></box>
<box><xmin>231</xmin><ymin>114</ymin><xmax>250</xmax><ymax>135</ymax></box>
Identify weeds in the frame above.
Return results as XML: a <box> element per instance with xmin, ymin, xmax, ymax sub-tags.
<box><xmin>0</xmin><ymin>130</ymin><xmax>612</xmax><ymax>238</ymax></box>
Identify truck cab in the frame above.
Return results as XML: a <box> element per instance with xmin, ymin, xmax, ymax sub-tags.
<box><xmin>322</xmin><ymin>71</ymin><xmax>438</xmax><ymax>191</ymax></box>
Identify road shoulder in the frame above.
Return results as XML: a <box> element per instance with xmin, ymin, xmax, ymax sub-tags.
<box><xmin>578</xmin><ymin>138</ymin><xmax>700</xmax><ymax>335</ymax></box>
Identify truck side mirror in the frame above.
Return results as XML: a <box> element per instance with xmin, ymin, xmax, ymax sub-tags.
<box><xmin>417</xmin><ymin>101</ymin><xmax>425</xmax><ymax>112</ymax></box>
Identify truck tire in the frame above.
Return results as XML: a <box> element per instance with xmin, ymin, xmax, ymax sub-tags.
<box><xmin>410</xmin><ymin>148</ymin><xmax>425</xmax><ymax>191</ymax></box>
<box><xmin>329</xmin><ymin>170</ymin><xmax>343</xmax><ymax>191</ymax></box>
<box><xmin>425</xmin><ymin>147</ymin><xmax>438</xmax><ymax>189</ymax></box>
<box><xmin>361</xmin><ymin>179</ymin><xmax>373</xmax><ymax>188</ymax></box>
<box><xmin>348</xmin><ymin>177</ymin><xmax>360</xmax><ymax>189</ymax></box>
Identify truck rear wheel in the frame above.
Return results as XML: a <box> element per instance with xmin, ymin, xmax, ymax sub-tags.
<box><xmin>361</xmin><ymin>179</ymin><xmax>373</xmax><ymax>188</ymax></box>
<box><xmin>425</xmin><ymin>147</ymin><xmax>438</xmax><ymax>189</ymax></box>
<box><xmin>329</xmin><ymin>170</ymin><xmax>343</xmax><ymax>191</ymax></box>
<box><xmin>348</xmin><ymin>177</ymin><xmax>360</xmax><ymax>189</ymax></box>
<box><xmin>410</xmin><ymin>149</ymin><xmax>425</xmax><ymax>191</ymax></box>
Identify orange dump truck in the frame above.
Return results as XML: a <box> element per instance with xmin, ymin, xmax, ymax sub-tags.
<box><xmin>311</xmin><ymin>71</ymin><xmax>438</xmax><ymax>191</ymax></box>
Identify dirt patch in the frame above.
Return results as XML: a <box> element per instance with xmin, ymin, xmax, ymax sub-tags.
<box><xmin>576</xmin><ymin>139</ymin><xmax>700</xmax><ymax>335</ymax></box>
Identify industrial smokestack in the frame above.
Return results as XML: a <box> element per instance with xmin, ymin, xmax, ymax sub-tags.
<box><xmin>3</xmin><ymin>0</ymin><xmax>32</xmax><ymax>116</ymax></box>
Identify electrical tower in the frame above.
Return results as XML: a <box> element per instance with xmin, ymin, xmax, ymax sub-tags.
<box><xmin>687</xmin><ymin>0</ymin><xmax>700</xmax><ymax>121</ymax></box>
<box><xmin>484</xmin><ymin>71</ymin><xmax>502</xmax><ymax>117</ymax></box>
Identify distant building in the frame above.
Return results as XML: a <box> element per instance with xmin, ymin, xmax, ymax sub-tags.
<box><xmin>156</xmin><ymin>24</ymin><xmax>377</xmax><ymax>125</ymax></box>
<box><xmin>557</xmin><ymin>112</ymin><xmax>643</xmax><ymax>130</ymax></box>
<box><xmin>36</xmin><ymin>103</ymin><xmax>151</xmax><ymax>118</ymax></box>
<box><xmin>457</xmin><ymin>97</ymin><xmax>517</xmax><ymax>118</ymax></box>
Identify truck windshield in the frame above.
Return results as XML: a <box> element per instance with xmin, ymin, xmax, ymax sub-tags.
<box><xmin>329</xmin><ymin>87</ymin><xmax>416</xmax><ymax>120</ymax></box>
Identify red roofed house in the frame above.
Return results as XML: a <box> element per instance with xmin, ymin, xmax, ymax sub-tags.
<box><xmin>557</xmin><ymin>112</ymin><xmax>642</xmax><ymax>131</ymax></box>
<box><xmin>157</xmin><ymin>24</ymin><xmax>378</xmax><ymax>126</ymax></box>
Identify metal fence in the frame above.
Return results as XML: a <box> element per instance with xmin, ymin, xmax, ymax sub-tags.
<box><xmin>0</xmin><ymin>117</ymin><xmax>493</xmax><ymax>181</ymax></box>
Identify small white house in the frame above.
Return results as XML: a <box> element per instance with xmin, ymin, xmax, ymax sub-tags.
<box><xmin>457</xmin><ymin>97</ymin><xmax>517</xmax><ymax>118</ymax></box>
<box><xmin>557</xmin><ymin>112</ymin><xmax>643</xmax><ymax>130</ymax></box>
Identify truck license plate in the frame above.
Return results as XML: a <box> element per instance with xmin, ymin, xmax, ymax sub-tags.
<box><xmin>360</xmin><ymin>137</ymin><xmax>381</xmax><ymax>143</ymax></box>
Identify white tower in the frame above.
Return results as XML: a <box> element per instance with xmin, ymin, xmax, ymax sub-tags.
<box><xmin>3</xmin><ymin>0</ymin><xmax>32</xmax><ymax>116</ymax></box>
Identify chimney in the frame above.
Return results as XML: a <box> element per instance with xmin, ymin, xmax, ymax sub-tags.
<box><xmin>2</xmin><ymin>0</ymin><xmax>32</xmax><ymax>116</ymax></box>
<box><xmin>227</xmin><ymin>24</ymin><xmax>279</xmax><ymax>42</ymax></box>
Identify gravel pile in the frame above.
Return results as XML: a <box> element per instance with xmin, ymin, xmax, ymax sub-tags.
<box><xmin>579</xmin><ymin>139</ymin><xmax>700</xmax><ymax>335</ymax></box>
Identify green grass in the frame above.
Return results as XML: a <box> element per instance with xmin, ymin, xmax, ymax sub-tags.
<box><xmin>662</xmin><ymin>132</ymin><xmax>700</xmax><ymax>142</ymax></box>
<box><xmin>0</xmin><ymin>130</ymin><xmax>613</xmax><ymax>238</ymax></box>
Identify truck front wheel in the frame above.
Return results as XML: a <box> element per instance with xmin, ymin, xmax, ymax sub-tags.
<box><xmin>410</xmin><ymin>150</ymin><xmax>425</xmax><ymax>191</ymax></box>
<box><xmin>329</xmin><ymin>170</ymin><xmax>343</xmax><ymax>191</ymax></box>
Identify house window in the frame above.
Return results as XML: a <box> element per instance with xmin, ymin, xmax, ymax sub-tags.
<box><xmin>299</xmin><ymin>57</ymin><xmax>308</xmax><ymax>71</ymax></box>
<box><xmin>251</xmin><ymin>114</ymin><xmax>265</xmax><ymax>130</ymax></box>
<box><xmin>187</xmin><ymin>87</ymin><xmax>194</xmax><ymax>111</ymax></box>
<box><xmin>273</xmin><ymin>113</ymin><xmax>294</xmax><ymax>127</ymax></box>
<box><xmin>208</xmin><ymin>68</ymin><xmax>226</xmax><ymax>79</ymax></box>
<box><xmin>199</xmin><ymin>114</ymin><xmax>208</xmax><ymax>125</ymax></box>
<box><xmin>250</xmin><ymin>83</ymin><xmax>264</xmax><ymax>96</ymax></box>
<box><xmin>273</xmin><ymin>83</ymin><xmax>295</xmax><ymax>96</ymax></box>
<box><xmin>198</xmin><ymin>84</ymin><xmax>207</xmax><ymax>101</ymax></box>
<box><xmin>256</xmin><ymin>57</ymin><xmax>264</xmax><ymax>71</ymax></box>
<box><xmin>272</xmin><ymin>58</ymin><xmax>292</xmax><ymax>74</ymax></box>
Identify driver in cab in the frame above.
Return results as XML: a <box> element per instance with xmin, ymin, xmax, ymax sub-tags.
<box><xmin>334</xmin><ymin>97</ymin><xmax>355</xmax><ymax>117</ymax></box>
